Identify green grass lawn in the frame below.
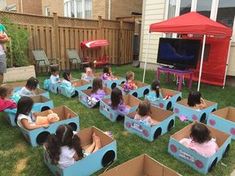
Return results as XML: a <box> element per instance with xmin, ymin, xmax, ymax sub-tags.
<box><xmin>0</xmin><ymin>65</ymin><xmax>235</xmax><ymax>176</ymax></box>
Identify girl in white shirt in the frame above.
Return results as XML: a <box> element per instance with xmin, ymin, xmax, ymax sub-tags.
<box><xmin>15</xmin><ymin>96</ymin><xmax>48</xmax><ymax>130</ymax></box>
<box><xmin>50</xmin><ymin>66</ymin><xmax>60</xmax><ymax>84</ymax></box>
<box><xmin>18</xmin><ymin>77</ymin><xmax>39</xmax><ymax>97</ymax></box>
<box><xmin>62</xmin><ymin>71</ymin><xmax>78</xmax><ymax>97</ymax></box>
<box><xmin>45</xmin><ymin>125</ymin><xmax>102</xmax><ymax>169</ymax></box>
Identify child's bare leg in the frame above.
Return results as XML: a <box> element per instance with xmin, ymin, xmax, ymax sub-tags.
<box><xmin>93</xmin><ymin>133</ymin><xmax>101</xmax><ymax>153</ymax></box>
<box><xmin>84</xmin><ymin>140</ymin><xmax>96</xmax><ymax>154</ymax></box>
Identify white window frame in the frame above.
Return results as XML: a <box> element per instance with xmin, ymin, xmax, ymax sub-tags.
<box><xmin>44</xmin><ymin>6</ymin><xmax>50</xmax><ymax>16</ymax></box>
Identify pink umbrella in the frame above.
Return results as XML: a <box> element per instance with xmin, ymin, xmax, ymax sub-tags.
<box><xmin>81</xmin><ymin>39</ymin><xmax>109</xmax><ymax>49</ymax></box>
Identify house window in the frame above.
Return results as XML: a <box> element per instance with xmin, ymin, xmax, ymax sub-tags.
<box><xmin>168</xmin><ymin>0</ymin><xmax>176</xmax><ymax>19</ymax></box>
<box><xmin>180</xmin><ymin>0</ymin><xmax>192</xmax><ymax>15</ymax></box>
<box><xmin>64</xmin><ymin>0</ymin><xmax>92</xmax><ymax>19</ymax></box>
<box><xmin>196</xmin><ymin>0</ymin><xmax>212</xmax><ymax>18</ymax></box>
<box><xmin>216</xmin><ymin>0</ymin><xmax>235</xmax><ymax>28</ymax></box>
<box><xmin>44</xmin><ymin>6</ymin><xmax>51</xmax><ymax>16</ymax></box>
<box><xmin>85</xmin><ymin>0</ymin><xmax>92</xmax><ymax>18</ymax></box>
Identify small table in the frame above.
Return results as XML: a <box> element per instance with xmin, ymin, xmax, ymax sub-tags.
<box><xmin>156</xmin><ymin>66</ymin><xmax>193</xmax><ymax>91</ymax></box>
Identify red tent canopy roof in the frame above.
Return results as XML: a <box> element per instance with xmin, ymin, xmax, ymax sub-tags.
<box><xmin>150</xmin><ymin>12</ymin><xmax>232</xmax><ymax>37</ymax></box>
<box><xmin>80</xmin><ymin>39</ymin><xmax>109</xmax><ymax>48</ymax></box>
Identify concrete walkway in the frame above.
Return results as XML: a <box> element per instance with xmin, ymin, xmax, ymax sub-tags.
<box><xmin>231</xmin><ymin>170</ymin><xmax>235</xmax><ymax>176</ymax></box>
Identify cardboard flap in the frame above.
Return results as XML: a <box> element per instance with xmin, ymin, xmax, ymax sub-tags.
<box><xmin>5</xmin><ymin>81</ymin><xmax>27</xmax><ymax>87</ymax></box>
<box><xmin>83</xmin><ymin>87</ymin><xmax>111</xmax><ymax>96</ymax></box>
<box><xmin>72</xmin><ymin>79</ymin><xmax>89</xmax><ymax>86</ymax></box>
<box><xmin>161</xmin><ymin>88</ymin><xmax>180</xmax><ymax>97</ymax></box>
<box><xmin>123</xmin><ymin>94</ymin><xmax>141</xmax><ymax>107</ymax></box>
<box><xmin>150</xmin><ymin>105</ymin><xmax>174</xmax><ymax>122</ymax></box>
<box><xmin>35</xmin><ymin>88</ymin><xmax>45</xmax><ymax>94</ymax></box>
<box><xmin>135</xmin><ymin>80</ymin><xmax>148</xmax><ymax>87</ymax></box>
<box><xmin>144</xmin><ymin>155</ymin><xmax>163</xmax><ymax>175</ymax></box>
<box><xmin>76</xmin><ymin>126</ymin><xmax>113</xmax><ymax>149</ymax></box>
<box><xmin>31</xmin><ymin>95</ymin><xmax>49</xmax><ymax>103</ymax></box>
<box><xmin>102</xmin><ymin>98</ymin><xmax>111</xmax><ymax>105</ymax></box>
<box><xmin>227</xmin><ymin>107</ymin><xmax>235</xmax><ymax>122</ymax></box>
<box><xmin>172</xmin><ymin>123</ymin><xmax>230</xmax><ymax>148</ymax></box>
<box><xmin>178</xmin><ymin>99</ymin><xmax>216</xmax><ymax>109</ymax></box>
<box><xmin>34</xmin><ymin>106</ymin><xmax>77</xmax><ymax>120</ymax></box>
<box><xmin>212</xmin><ymin>107</ymin><xmax>229</xmax><ymax>118</ymax></box>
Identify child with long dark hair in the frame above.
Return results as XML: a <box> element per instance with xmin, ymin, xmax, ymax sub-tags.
<box><xmin>134</xmin><ymin>100</ymin><xmax>158</xmax><ymax>126</ymax></box>
<box><xmin>0</xmin><ymin>85</ymin><xmax>16</xmax><ymax>112</ymax></box>
<box><xmin>62</xmin><ymin>71</ymin><xmax>78</xmax><ymax>97</ymax></box>
<box><xmin>102</xmin><ymin>66</ymin><xmax>116</xmax><ymax>80</ymax></box>
<box><xmin>15</xmin><ymin>96</ymin><xmax>48</xmax><ymax>130</ymax></box>
<box><xmin>45</xmin><ymin>125</ymin><xmax>101</xmax><ymax>169</ymax></box>
<box><xmin>187</xmin><ymin>91</ymin><xmax>207</xmax><ymax>110</ymax></box>
<box><xmin>145</xmin><ymin>79</ymin><xmax>162</xmax><ymax>102</ymax></box>
<box><xmin>110</xmin><ymin>87</ymin><xmax>130</xmax><ymax>115</ymax></box>
<box><xmin>123</xmin><ymin>71</ymin><xmax>137</xmax><ymax>92</ymax></box>
<box><xmin>18</xmin><ymin>77</ymin><xmax>39</xmax><ymax>97</ymax></box>
<box><xmin>180</xmin><ymin>123</ymin><xmax>218</xmax><ymax>157</ymax></box>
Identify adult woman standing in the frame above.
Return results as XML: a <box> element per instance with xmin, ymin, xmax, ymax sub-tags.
<box><xmin>0</xmin><ymin>23</ymin><xmax>9</xmax><ymax>85</ymax></box>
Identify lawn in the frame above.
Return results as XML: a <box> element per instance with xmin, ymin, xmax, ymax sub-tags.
<box><xmin>0</xmin><ymin>65</ymin><xmax>234</xmax><ymax>176</ymax></box>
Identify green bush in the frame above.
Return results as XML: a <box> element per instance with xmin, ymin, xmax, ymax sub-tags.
<box><xmin>1</xmin><ymin>17</ymin><xmax>29</xmax><ymax>67</ymax></box>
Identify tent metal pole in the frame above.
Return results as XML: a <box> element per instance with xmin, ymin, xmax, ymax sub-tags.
<box><xmin>142</xmin><ymin>32</ymin><xmax>151</xmax><ymax>83</ymax></box>
<box><xmin>197</xmin><ymin>34</ymin><xmax>206</xmax><ymax>91</ymax></box>
<box><xmin>222</xmin><ymin>37</ymin><xmax>232</xmax><ymax>89</ymax></box>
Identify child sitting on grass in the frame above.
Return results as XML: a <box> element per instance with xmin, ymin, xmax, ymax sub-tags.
<box><xmin>134</xmin><ymin>100</ymin><xmax>158</xmax><ymax>126</ymax></box>
<box><xmin>145</xmin><ymin>79</ymin><xmax>163</xmax><ymax>102</ymax></box>
<box><xmin>15</xmin><ymin>96</ymin><xmax>49</xmax><ymax>130</ymax></box>
<box><xmin>123</xmin><ymin>71</ymin><xmax>137</xmax><ymax>92</ymax></box>
<box><xmin>50</xmin><ymin>66</ymin><xmax>60</xmax><ymax>84</ymax></box>
<box><xmin>62</xmin><ymin>71</ymin><xmax>78</xmax><ymax>97</ymax></box>
<box><xmin>187</xmin><ymin>91</ymin><xmax>207</xmax><ymax>110</ymax></box>
<box><xmin>180</xmin><ymin>123</ymin><xmax>218</xmax><ymax>157</ymax></box>
<box><xmin>81</xmin><ymin>67</ymin><xmax>94</xmax><ymax>82</ymax></box>
<box><xmin>88</xmin><ymin>78</ymin><xmax>106</xmax><ymax>106</ymax></box>
<box><xmin>45</xmin><ymin>125</ymin><xmax>101</xmax><ymax>169</ymax></box>
<box><xmin>102</xmin><ymin>66</ymin><xmax>116</xmax><ymax>80</ymax></box>
<box><xmin>0</xmin><ymin>85</ymin><xmax>16</xmax><ymax>112</ymax></box>
<box><xmin>110</xmin><ymin>87</ymin><xmax>130</xmax><ymax>116</ymax></box>
<box><xmin>18</xmin><ymin>77</ymin><xmax>39</xmax><ymax>97</ymax></box>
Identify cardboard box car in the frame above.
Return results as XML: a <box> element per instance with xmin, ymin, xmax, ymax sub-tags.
<box><xmin>4</xmin><ymin>95</ymin><xmax>54</xmax><ymax>126</ymax></box>
<box><xmin>79</xmin><ymin>87</ymin><xmax>112</xmax><ymax>108</ymax></box>
<box><xmin>173</xmin><ymin>99</ymin><xmax>217</xmax><ymax>123</ymax></box>
<box><xmin>100</xmin><ymin>94</ymin><xmax>141</xmax><ymax>122</ymax></box>
<box><xmin>44</xmin><ymin>126</ymin><xmax>117</xmax><ymax>176</ymax></box>
<box><xmin>118</xmin><ymin>80</ymin><xmax>151</xmax><ymax>98</ymax></box>
<box><xmin>208</xmin><ymin>107</ymin><xmax>235</xmax><ymax>139</ymax></box>
<box><xmin>100</xmin><ymin>154</ymin><xmax>181</xmax><ymax>176</ymax></box>
<box><xmin>168</xmin><ymin>122</ymin><xmax>231</xmax><ymax>174</ymax></box>
<box><xmin>124</xmin><ymin>105</ymin><xmax>175</xmax><ymax>141</ymax></box>
<box><xmin>146</xmin><ymin>88</ymin><xmax>182</xmax><ymax>110</ymax></box>
<box><xmin>19</xmin><ymin>106</ymin><xmax>79</xmax><ymax>147</ymax></box>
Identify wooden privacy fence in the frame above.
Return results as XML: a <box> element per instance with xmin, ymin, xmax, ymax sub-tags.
<box><xmin>0</xmin><ymin>11</ymin><xmax>135</xmax><ymax>70</ymax></box>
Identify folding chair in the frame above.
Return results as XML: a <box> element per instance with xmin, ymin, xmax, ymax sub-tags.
<box><xmin>66</xmin><ymin>49</ymin><xmax>90</xmax><ymax>69</ymax></box>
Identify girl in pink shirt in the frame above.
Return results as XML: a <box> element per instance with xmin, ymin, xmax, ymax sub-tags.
<box><xmin>0</xmin><ymin>85</ymin><xmax>16</xmax><ymax>112</ymax></box>
<box><xmin>180</xmin><ymin>123</ymin><xmax>218</xmax><ymax>157</ymax></box>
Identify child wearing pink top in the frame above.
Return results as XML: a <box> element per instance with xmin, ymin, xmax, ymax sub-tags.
<box><xmin>0</xmin><ymin>85</ymin><xmax>16</xmax><ymax>112</ymax></box>
<box><xmin>180</xmin><ymin>123</ymin><xmax>218</xmax><ymax>157</ymax></box>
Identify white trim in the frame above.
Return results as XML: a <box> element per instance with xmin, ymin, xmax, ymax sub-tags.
<box><xmin>175</xmin><ymin>0</ymin><xmax>180</xmax><ymax>16</ymax></box>
<box><xmin>197</xmin><ymin>35</ymin><xmax>206</xmax><ymax>91</ymax></box>
<box><xmin>210</xmin><ymin>0</ymin><xmax>219</xmax><ymax>20</ymax></box>
<box><xmin>191</xmin><ymin>0</ymin><xmax>197</xmax><ymax>12</ymax></box>
<box><xmin>143</xmin><ymin>33</ymin><xmax>151</xmax><ymax>83</ymax></box>
<box><xmin>223</xmin><ymin>37</ymin><xmax>232</xmax><ymax>88</ymax></box>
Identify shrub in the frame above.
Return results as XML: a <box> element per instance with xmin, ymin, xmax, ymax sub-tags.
<box><xmin>1</xmin><ymin>17</ymin><xmax>29</xmax><ymax>67</ymax></box>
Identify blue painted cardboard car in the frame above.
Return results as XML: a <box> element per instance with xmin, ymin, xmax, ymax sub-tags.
<box><xmin>4</xmin><ymin>95</ymin><xmax>54</xmax><ymax>126</ymax></box>
<box><xmin>207</xmin><ymin>107</ymin><xmax>235</xmax><ymax>140</ymax></box>
<box><xmin>44</xmin><ymin>126</ymin><xmax>117</xmax><ymax>176</ymax></box>
<box><xmin>124</xmin><ymin>105</ymin><xmax>175</xmax><ymax>141</ymax></box>
<box><xmin>59</xmin><ymin>79</ymin><xmax>91</xmax><ymax>98</ymax></box>
<box><xmin>173</xmin><ymin>99</ymin><xmax>218</xmax><ymax>123</ymax></box>
<box><xmin>168</xmin><ymin>122</ymin><xmax>231</xmax><ymax>174</ymax></box>
<box><xmin>145</xmin><ymin>88</ymin><xmax>182</xmax><ymax>110</ymax></box>
<box><xmin>117</xmin><ymin>80</ymin><xmax>151</xmax><ymax>98</ymax></box>
<box><xmin>18</xmin><ymin>106</ymin><xmax>79</xmax><ymax>147</ymax></box>
<box><xmin>43</xmin><ymin>79</ymin><xmax>62</xmax><ymax>94</ymax></box>
<box><xmin>99</xmin><ymin>94</ymin><xmax>141</xmax><ymax>122</ymax></box>
<box><xmin>100</xmin><ymin>154</ymin><xmax>181</xmax><ymax>176</ymax></box>
<box><xmin>78</xmin><ymin>87</ymin><xmax>112</xmax><ymax>108</ymax></box>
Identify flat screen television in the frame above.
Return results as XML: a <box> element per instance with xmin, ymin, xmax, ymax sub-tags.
<box><xmin>157</xmin><ymin>38</ymin><xmax>201</xmax><ymax>69</ymax></box>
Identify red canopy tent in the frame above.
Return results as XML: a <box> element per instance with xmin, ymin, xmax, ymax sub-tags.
<box><xmin>143</xmin><ymin>12</ymin><xmax>232</xmax><ymax>90</ymax></box>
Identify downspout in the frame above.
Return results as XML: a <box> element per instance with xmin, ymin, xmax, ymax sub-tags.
<box><xmin>108</xmin><ymin>0</ymin><xmax>111</xmax><ymax>20</ymax></box>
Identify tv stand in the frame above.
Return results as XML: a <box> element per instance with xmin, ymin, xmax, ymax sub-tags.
<box><xmin>156</xmin><ymin>66</ymin><xmax>193</xmax><ymax>91</ymax></box>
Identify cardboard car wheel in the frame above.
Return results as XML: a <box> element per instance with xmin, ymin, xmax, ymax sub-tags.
<box><xmin>36</xmin><ymin>131</ymin><xmax>50</xmax><ymax>145</ymax></box>
<box><xmin>69</xmin><ymin>122</ymin><xmax>78</xmax><ymax>131</ymax></box>
<box><xmin>176</xmin><ymin>96</ymin><xmax>182</xmax><ymax>102</ymax></box>
<box><xmin>41</xmin><ymin>106</ymin><xmax>51</xmax><ymax>112</ymax></box>
<box><xmin>200</xmin><ymin>113</ymin><xmax>207</xmax><ymax>123</ymax></box>
<box><xmin>57</xmin><ymin>87</ymin><xmax>59</xmax><ymax>93</ymax></box>
<box><xmin>154</xmin><ymin>127</ymin><xmax>162</xmax><ymax>139</ymax></box>
<box><xmin>143</xmin><ymin>89</ymin><xmax>149</xmax><ymax>95</ymax></box>
<box><xmin>208</xmin><ymin>157</ymin><xmax>218</xmax><ymax>172</ymax></box>
<box><xmin>121</xmin><ymin>81</ymin><xmax>125</xmax><ymax>84</ymax></box>
<box><xmin>87</xmin><ymin>86</ymin><xmax>92</xmax><ymax>89</ymax></box>
<box><xmin>211</xmin><ymin>108</ymin><xmax>216</xmax><ymax>112</ymax></box>
<box><xmin>111</xmin><ymin>83</ymin><xmax>117</xmax><ymax>89</ymax></box>
<box><xmin>222</xmin><ymin>144</ymin><xmax>230</xmax><ymax>158</ymax></box>
<box><xmin>167</xmin><ymin>119</ymin><xmax>174</xmax><ymax>131</ymax></box>
<box><xmin>101</xmin><ymin>150</ymin><xmax>115</xmax><ymax>167</ymax></box>
<box><xmin>132</xmin><ymin>92</ymin><xmax>138</xmax><ymax>97</ymax></box>
<box><xmin>166</xmin><ymin>102</ymin><xmax>172</xmax><ymax>110</ymax></box>
<box><xmin>116</xmin><ymin>115</ymin><xmax>124</xmax><ymax>122</ymax></box>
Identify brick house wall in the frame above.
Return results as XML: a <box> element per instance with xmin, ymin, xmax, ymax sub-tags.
<box><xmin>92</xmin><ymin>0</ymin><xmax>108</xmax><ymax>19</ymax></box>
<box><xmin>42</xmin><ymin>0</ymin><xmax>64</xmax><ymax>16</ymax></box>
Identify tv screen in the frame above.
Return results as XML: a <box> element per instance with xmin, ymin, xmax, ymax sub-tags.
<box><xmin>157</xmin><ymin>38</ymin><xmax>201</xmax><ymax>69</ymax></box>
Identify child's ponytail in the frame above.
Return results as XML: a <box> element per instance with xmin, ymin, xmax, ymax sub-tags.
<box><xmin>151</xmin><ymin>80</ymin><xmax>161</xmax><ymax>98</ymax></box>
<box><xmin>72</xmin><ymin>135</ymin><xmax>84</xmax><ymax>159</ymax></box>
<box><xmin>46</xmin><ymin>134</ymin><xmax>61</xmax><ymax>164</ymax></box>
